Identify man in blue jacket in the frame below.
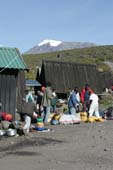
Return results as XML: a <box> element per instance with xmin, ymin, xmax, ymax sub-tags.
<box><xmin>68</xmin><ymin>87</ymin><xmax>79</xmax><ymax>116</ymax></box>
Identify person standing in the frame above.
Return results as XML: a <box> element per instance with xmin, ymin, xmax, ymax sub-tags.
<box><xmin>42</xmin><ymin>82</ymin><xmax>53</xmax><ymax>125</ymax></box>
<box><xmin>88</xmin><ymin>92</ymin><xmax>100</xmax><ymax>118</ymax></box>
<box><xmin>68</xmin><ymin>87</ymin><xmax>79</xmax><ymax>116</ymax></box>
<box><xmin>67</xmin><ymin>88</ymin><xmax>72</xmax><ymax>101</ymax></box>
<box><xmin>36</xmin><ymin>90</ymin><xmax>44</xmax><ymax>115</ymax></box>
<box><xmin>81</xmin><ymin>84</ymin><xmax>93</xmax><ymax>112</ymax></box>
<box><xmin>74</xmin><ymin>87</ymin><xmax>80</xmax><ymax>113</ymax></box>
<box><xmin>51</xmin><ymin>89</ymin><xmax>58</xmax><ymax>113</ymax></box>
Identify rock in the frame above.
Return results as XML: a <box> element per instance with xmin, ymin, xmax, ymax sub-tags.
<box><xmin>104</xmin><ymin>148</ymin><xmax>107</xmax><ymax>151</ymax></box>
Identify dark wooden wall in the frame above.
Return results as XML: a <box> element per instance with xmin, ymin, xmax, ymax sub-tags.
<box><xmin>38</xmin><ymin>61</ymin><xmax>100</xmax><ymax>94</ymax></box>
<box><xmin>98</xmin><ymin>71</ymin><xmax>113</xmax><ymax>90</ymax></box>
<box><xmin>0</xmin><ymin>69</ymin><xmax>18</xmax><ymax>118</ymax></box>
<box><xmin>16</xmin><ymin>70</ymin><xmax>26</xmax><ymax>112</ymax></box>
<box><xmin>0</xmin><ymin>69</ymin><xmax>26</xmax><ymax>119</ymax></box>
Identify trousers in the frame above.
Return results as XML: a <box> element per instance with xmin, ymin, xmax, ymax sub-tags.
<box><xmin>89</xmin><ymin>103</ymin><xmax>100</xmax><ymax>117</ymax></box>
<box><xmin>23</xmin><ymin>115</ymin><xmax>31</xmax><ymax>133</ymax></box>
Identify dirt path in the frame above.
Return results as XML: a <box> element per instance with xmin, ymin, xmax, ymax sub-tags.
<box><xmin>0</xmin><ymin>121</ymin><xmax>113</xmax><ymax>170</ymax></box>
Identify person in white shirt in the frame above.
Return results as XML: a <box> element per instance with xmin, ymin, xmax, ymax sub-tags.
<box><xmin>89</xmin><ymin>92</ymin><xmax>100</xmax><ymax>118</ymax></box>
<box><xmin>74</xmin><ymin>87</ymin><xmax>80</xmax><ymax>112</ymax></box>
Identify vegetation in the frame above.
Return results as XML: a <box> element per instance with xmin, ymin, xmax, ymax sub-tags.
<box><xmin>23</xmin><ymin>45</ymin><xmax>113</xmax><ymax>79</ymax></box>
<box><xmin>99</xmin><ymin>93</ymin><xmax>113</xmax><ymax>110</ymax></box>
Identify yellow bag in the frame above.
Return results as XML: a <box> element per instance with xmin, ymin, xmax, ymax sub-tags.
<box><xmin>80</xmin><ymin>112</ymin><xmax>87</xmax><ymax>117</ymax></box>
<box><xmin>88</xmin><ymin>116</ymin><xmax>96</xmax><ymax>122</ymax></box>
<box><xmin>52</xmin><ymin>113</ymin><xmax>61</xmax><ymax>120</ymax></box>
<box><xmin>81</xmin><ymin>116</ymin><xmax>88</xmax><ymax>122</ymax></box>
<box><xmin>54</xmin><ymin>115</ymin><xmax>61</xmax><ymax>120</ymax></box>
<box><xmin>96</xmin><ymin>117</ymin><xmax>105</xmax><ymax>122</ymax></box>
<box><xmin>37</xmin><ymin>122</ymin><xmax>44</xmax><ymax>127</ymax></box>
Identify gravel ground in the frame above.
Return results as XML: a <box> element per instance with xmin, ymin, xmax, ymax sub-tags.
<box><xmin>0</xmin><ymin>121</ymin><xmax>113</xmax><ymax>170</ymax></box>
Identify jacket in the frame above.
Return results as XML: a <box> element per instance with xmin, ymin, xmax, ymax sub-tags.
<box><xmin>51</xmin><ymin>96</ymin><xmax>58</xmax><ymax>106</ymax></box>
<box><xmin>68</xmin><ymin>92</ymin><xmax>79</xmax><ymax>108</ymax></box>
<box><xmin>81</xmin><ymin>87</ymin><xmax>93</xmax><ymax>102</ymax></box>
<box><xmin>19</xmin><ymin>101</ymin><xmax>38</xmax><ymax>117</ymax></box>
<box><xmin>42</xmin><ymin>86</ymin><xmax>52</xmax><ymax>106</ymax></box>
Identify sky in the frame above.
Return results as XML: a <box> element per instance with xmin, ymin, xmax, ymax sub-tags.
<box><xmin>0</xmin><ymin>0</ymin><xmax>113</xmax><ymax>53</ymax></box>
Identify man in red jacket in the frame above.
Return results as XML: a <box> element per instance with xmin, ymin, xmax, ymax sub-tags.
<box><xmin>81</xmin><ymin>84</ymin><xmax>93</xmax><ymax>112</ymax></box>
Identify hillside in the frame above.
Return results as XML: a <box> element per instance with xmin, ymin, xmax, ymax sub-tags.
<box><xmin>23</xmin><ymin>45</ymin><xmax>113</xmax><ymax>79</ymax></box>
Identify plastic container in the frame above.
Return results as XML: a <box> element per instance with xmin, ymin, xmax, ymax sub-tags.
<box><xmin>37</xmin><ymin>117</ymin><xmax>43</xmax><ymax>122</ymax></box>
<box><xmin>35</xmin><ymin>126</ymin><xmax>45</xmax><ymax>131</ymax></box>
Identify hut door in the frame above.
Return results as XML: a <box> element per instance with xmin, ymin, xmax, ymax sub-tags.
<box><xmin>0</xmin><ymin>73</ymin><xmax>17</xmax><ymax>119</ymax></box>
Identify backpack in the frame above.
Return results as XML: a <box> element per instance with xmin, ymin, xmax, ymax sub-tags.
<box><xmin>28</xmin><ymin>95</ymin><xmax>33</xmax><ymax>102</ymax></box>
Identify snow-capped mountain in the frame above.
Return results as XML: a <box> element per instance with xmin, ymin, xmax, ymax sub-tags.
<box><xmin>24</xmin><ymin>39</ymin><xmax>96</xmax><ymax>54</ymax></box>
<box><xmin>38</xmin><ymin>39</ymin><xmax>62</xmax><ymax>47</ymax></box>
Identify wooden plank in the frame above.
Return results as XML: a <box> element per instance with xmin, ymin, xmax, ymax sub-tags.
<box><xmin>9</xmin><ymin>75</ymin><xmax>16</xmax><ymax>118</ymax></box>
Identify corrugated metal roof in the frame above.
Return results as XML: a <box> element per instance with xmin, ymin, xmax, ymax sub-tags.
<box><xmin>25</xmin><ymin>80</ymin><xmax>41</xmax><ymax>86</ymax></box>
<box><xmin>0</xmin><ymin>47</ymin><xmax>27</xmax><ymax>70</ymax></box>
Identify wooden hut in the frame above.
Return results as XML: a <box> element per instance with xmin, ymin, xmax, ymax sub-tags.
<box><xmin>0</xmin><ymin>47</ymin><xmax>27</xmax><ymax>119</ymax></box>
<box><xmin>37</xmin><ymin>60</ymin><xmax>102</xmax><ymax>97</ymax></box>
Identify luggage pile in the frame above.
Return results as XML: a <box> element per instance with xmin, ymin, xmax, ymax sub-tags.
<box><xmin>80</xmin><ymin>112</ymin><xmax>105</xmax><ymax>122</ymax></box>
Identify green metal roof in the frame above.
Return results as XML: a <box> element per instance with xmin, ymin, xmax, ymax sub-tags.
<box><xmin>0</xmin><ymin>47</ymin><xmax>27</xmax><ymax>70</ymax></box>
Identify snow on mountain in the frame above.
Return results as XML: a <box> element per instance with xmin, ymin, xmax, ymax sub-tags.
<box><xmin>24</xmin><ymin>39</ymin><xmax>96</xmax><ymax>54</ymax></box>
<box><xmin>38</xmin><ymin>39</ymin><xmax>62</xmax><ymax>47</ymax></box>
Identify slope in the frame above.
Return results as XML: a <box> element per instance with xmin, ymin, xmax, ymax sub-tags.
<box><xmin>23</xmin><ymin>45</ymin><xmax>113</xmax><ymax>79</ymax></box>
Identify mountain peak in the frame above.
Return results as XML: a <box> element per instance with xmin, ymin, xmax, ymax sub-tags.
<box><xmin>38</xmin><ymin>39</ymin><xmax>62</xmax><ymax>47</ymax></box>
<box><xmin>24</xmin><ymin>39</ymin><xmax>96</xmax><ymax>54</ymax></box>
